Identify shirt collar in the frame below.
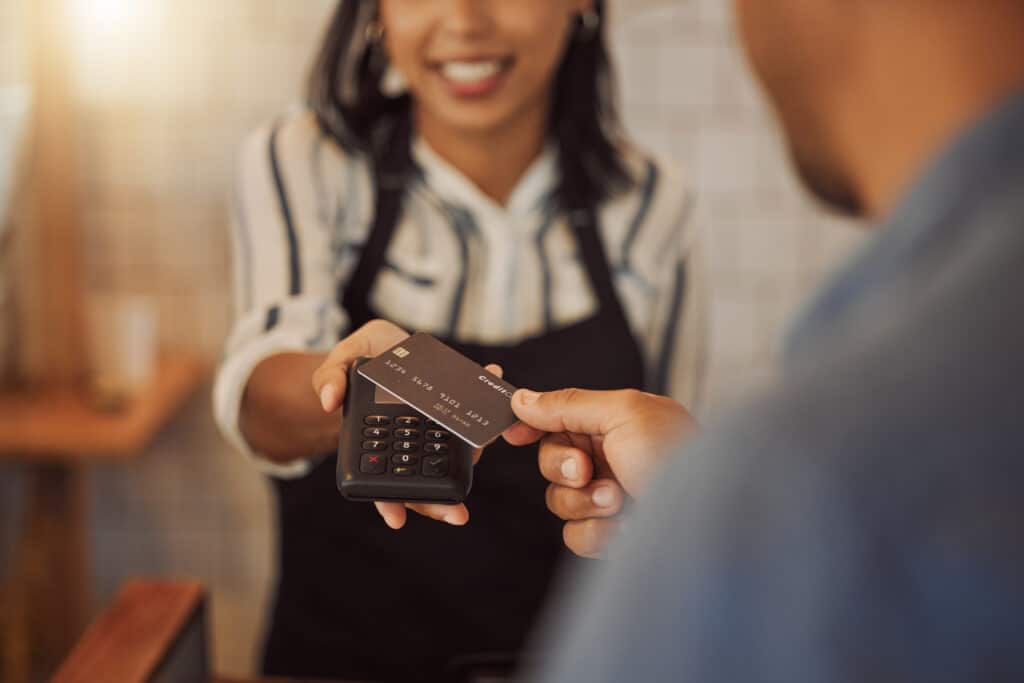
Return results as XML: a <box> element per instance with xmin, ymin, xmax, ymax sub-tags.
<box><xmin>411</xmin><ymin>135</ymin><xmax>557</xmax><ymax>218</ymax></box>
<box><xmin>783</xmin><ymin>90</ymin><xmax>1024</xmax><ymax>363</ymax></box>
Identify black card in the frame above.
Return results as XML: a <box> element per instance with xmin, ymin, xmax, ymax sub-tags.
<box><xmin>358</xmin><ymin>333</ymin><xmax>519</xmax><ymax>448</ymax></box>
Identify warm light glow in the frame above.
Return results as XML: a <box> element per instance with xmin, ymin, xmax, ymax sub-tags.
<box><xmin>69</xmin><ymin>0</ymin><xmax>154</xmax><ymax>41</ymax></box>
<box><xmin>66</xmin><ymin>0</ymin><xmax>165</xmax><ymax>101</ymax></box>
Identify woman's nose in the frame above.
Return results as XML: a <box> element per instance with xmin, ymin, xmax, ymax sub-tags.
<box><xmin>441</xmin><ymin>0</ymin><xmax>495</xmax><ymax>38</ymax></box>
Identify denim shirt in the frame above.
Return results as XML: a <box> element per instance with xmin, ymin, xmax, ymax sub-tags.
<box><xmin>534</xmin><ymin>93</ymin><xmax>1024</xmax><ymax>683</ymax></box>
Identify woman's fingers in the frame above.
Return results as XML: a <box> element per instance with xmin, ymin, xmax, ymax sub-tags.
<box><xmin>311</xmin><ymin>364</ymin><xmax>348</xmax><ymax>413</ymax></box>
<box><xmin>312</xmin><ymin>320</ymin><xmax>410</xmax><ymax>412</ymax></box>
<box><xmin>405</xmin><ymin>502</ymin><xmax>469</xmax><ymax>526</ymax></box>
<box><xmin>372</xmin><ymin>361</ymin><xmax>501</xmax><ymax>529</ymax></box>
<box><xmin>374</xmin><ymin>501</ymin><xmax>408</xmax><ymax>530</ymax></box>
<box><xmin>374</xmin><ymin>501</ymin><xmax>469</xmax><ymax>529</ymax></box>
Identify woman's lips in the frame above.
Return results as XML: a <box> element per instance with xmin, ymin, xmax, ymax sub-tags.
<box><xmin>432</xmin><ymin>58</ymin><xmax>512</xmax><ymax>98</ymax></box>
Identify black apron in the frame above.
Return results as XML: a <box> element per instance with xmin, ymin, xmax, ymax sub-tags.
<box><xmin>262</xmin><ymin>138</ymin><xmax>646</xmax><ymax>682</ymax></box>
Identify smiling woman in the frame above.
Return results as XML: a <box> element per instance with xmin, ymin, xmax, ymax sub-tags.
<box><xmin>309</xmin><ymin>0</ymin><xmax>629</xmax><ymax>208</ymax></box>
<box><xmin>212</xmin><ymin>1</ymin><xmax>706</xmax><ymax>680</ymax></box>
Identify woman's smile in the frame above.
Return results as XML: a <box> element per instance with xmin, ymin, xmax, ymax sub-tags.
<box><xmin>428</xmin><ymin>56</ymin><xmax>515</xmax><ymax>99</ymax></box>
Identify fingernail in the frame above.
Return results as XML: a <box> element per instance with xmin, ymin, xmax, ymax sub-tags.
<box><xmin>561</xmin><ymin>458</ymin><xmax>578</xmax><ymax>480</ymax></box>
<box><xmin>518</xmin><ymin>389</ymin><xmax>540</xmax><ymax>405</ymax></box>
<box><xmin>320</xmin><ymin>384</ymin><xmax>335</xmax><ymax>411</ymax></box>
<box><xmin>593</xmin><ymin>487</ymin><xmax>615</xmax><ymax>508</ymax></box>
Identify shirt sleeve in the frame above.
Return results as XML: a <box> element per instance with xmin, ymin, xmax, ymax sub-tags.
<box><xmin>532</xmin><ymin>338</ymin><xmax>1024</xmax><ymax>682</ymax></box>
<box><xmin>530</xmin><ymin>406</ymin><xmax>848</xmax><ymax>683</ymax></box>
<box><xmin>212</xmin><ymin>113</ymin><xmax>350</xmax><ymax>479</ymax></box>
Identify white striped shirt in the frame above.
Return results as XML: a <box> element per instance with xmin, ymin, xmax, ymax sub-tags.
<box><xmin>213</xmin><ymin>110</ymin><xmax>707</xmax><ymax>477</ymax></box>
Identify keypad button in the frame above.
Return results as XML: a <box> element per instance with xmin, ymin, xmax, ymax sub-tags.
<box><xmin>395</xmin><ymin>416</ymin><xmax>421</xmax><ymax>428</ymax></box>
<box><xmin>394</xmin><ymin>441</ymin><xmax>418</xmax><ymax>453</ymax></box>
<box><xmin>362</xmin><ymin>440</ymin><xmax>388</xmax><ymax>452</ymax></box>
<box><xmin>426</xmin><ymin>430</ymin><xmax>450</xmax><ymax>442</ymax></box>
<box><xmin>423</xmin><ymin>442</ymin><xmax>449</xmax><ymax>455</ymax></box>
<box><xmin>422</xmin><ymin>455</ymin><xmax>449</xmax><ymax>478</ymax></box>
<box><xmin>392</xmin><ymin>465</ymin><xmax>417</xmax><ymax>477</ymax></box>
<box><xmin>392</xmin><ymin>453</ymin><xmax>420</xmax><ymax>466</ymax></box>
<box><xmin>394</xmin><ymin>428</ymin><xmax>420</xmax><ymax>440</ymax></box>
<box><xmin>360</xmin><ymin>453</ymin><xmax>387</xmax><ymax>474</ymax></box>
<box><xmin>363</xmin><ymin>427</ymin><xmax>390</xmax><ymax>439</ymax></box>
<box><xmin>364</xmin><ymin>415</ymin><xmax>391</xmax><ymax>427</ymax></box>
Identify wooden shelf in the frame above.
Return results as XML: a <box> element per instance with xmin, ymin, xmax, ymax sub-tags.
<box><xmin>0</xmin><ymin>355</ymin><xmax>207</xmax><ymax>461</ymax></box>
<box><xmin>52</xmin><ymin>579</ymin><xmax>207</xmax><ymax>683</ymax></box>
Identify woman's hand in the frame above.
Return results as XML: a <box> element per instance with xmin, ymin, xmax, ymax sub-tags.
<box><xmin>312</xmin><ymin>319</ymin><xmax>501</xmax><ymax>531</ymax></box>
<box><xmin>312</xmin><ymin>319</ymin><xmax>412</xmax><ymax>414</ymax></box>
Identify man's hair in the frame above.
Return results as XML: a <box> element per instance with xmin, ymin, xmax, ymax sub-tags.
<box><xmin>307</xmin><ymin>0</ymin><xmax>633</xmax><ymax>210</ymax></box>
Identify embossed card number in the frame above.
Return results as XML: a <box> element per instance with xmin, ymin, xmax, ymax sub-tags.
<box><xmin>358</xmin><ymin>333</ymin><xmax>520</xmax><ymax>448</ymax></box>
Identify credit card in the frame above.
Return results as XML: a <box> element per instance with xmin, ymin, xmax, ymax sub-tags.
<box><xmin>358</xmin><ymin>333</ymin><xmax>519</xmax><ymax>448</ymax></box>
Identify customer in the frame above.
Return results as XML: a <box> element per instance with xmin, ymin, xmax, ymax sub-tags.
<box><xmin>212</xmin><ymin>1</ymin><xmax>705</xmax><ymax>680</ymax></box>
<box><xmin>502</xmin><ymin>0</ymin><xmax>1024</xmax><ymax>680</ymax></box>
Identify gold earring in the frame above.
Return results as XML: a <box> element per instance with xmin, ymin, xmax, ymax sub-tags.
<box><xmin>578</xmin><ymin>10</ymin><xmax>600</xmax><ymax>39</ymax></box>
<box><xmin>365</xmin><ymin>19</ymin><xmax>384</xmax><ymax>44</ymax></box>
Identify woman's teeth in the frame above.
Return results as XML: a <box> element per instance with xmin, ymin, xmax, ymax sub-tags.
<box><xmin>440</xmin><ymin>60</ymin><xmax>504</xmax><ymax>84</ymax></box>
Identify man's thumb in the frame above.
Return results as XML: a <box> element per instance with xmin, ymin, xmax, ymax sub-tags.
<box><xmin>510</xmin><ymin>387</ymin><xmax>629</xmax><ymax>438</ymax></box>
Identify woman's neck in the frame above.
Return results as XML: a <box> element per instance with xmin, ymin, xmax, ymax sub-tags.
<box><xmin>415</xmin><ymin>105</ymin><xmax>548</xmax><ymax>206</ymax></box>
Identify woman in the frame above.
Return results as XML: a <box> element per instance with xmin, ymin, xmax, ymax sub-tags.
<box><xmin>214</xmin><ymin>1</ymin><xmax>705</xmax><ymax>680</ymax></box>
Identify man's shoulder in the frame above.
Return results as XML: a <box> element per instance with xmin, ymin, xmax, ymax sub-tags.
<box><xmin>682</xmin><ymin>208</ymin><xmax>1024</xmax><ymax>526</ymax></box>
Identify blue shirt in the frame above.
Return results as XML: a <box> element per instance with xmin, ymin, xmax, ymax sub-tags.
<box><xmin>533</xmin><ymin>93</ymin><xmax>1024</xmax><ymax>682</ymax></box>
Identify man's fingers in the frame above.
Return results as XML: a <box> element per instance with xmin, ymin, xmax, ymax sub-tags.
<box><xmin>546</xmin><ymin>480</ymin><xmax>624</xmax><ymax>521</ymax></box>
<box><xmin>563</xmin><ymin>518</ymin><xmax>620</xmax><ymax>559</ymax></box>
<box><xmin>537</xmin><ymin>434</ymin><xmax>593</xmax><ymax>488</ymax></box>
<box><xmin>503</xmin><ymin>422</ymin><xmax>547</xmax><ymax>446</ymax></box>
<box><xmin>510</xmin><ymin>387</ymin><xmax>645</xmax><ymax>438</ymax></box>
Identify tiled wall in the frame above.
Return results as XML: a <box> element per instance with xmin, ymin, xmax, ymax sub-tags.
<box><xmin>1</xmin><ymin>0</ymin><xmax>865</xmax><ymax>676</ymax></box>
<box><xmin>611</xmin><ymin>0</ymin><xmax>864</xmax><ymax>407</ymax></box>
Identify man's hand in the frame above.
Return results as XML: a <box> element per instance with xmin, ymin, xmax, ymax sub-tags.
<box><xmin>503</xmin><ymin>388</ymin><xmax>697</xmax><ymax>558</ymax></box>
<box><xmin>312</xmin><ymin>319</ymin><xmax>500</xmax><ymax>531</ymax></box>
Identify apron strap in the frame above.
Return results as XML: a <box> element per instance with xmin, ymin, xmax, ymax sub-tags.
<box><xmin>339</xmin><ymin>119</ymin><xmax>413</xmax><ymax>328</ymax></box>
<box><xmin>569</xmin><ymin>205</ymin><xmax>631</xmax><ymax>331</ymax></box>
<box><xmin>340</xmin><ymin>131</ymin><xmax>632</xmax><ymax>338</ymax></box>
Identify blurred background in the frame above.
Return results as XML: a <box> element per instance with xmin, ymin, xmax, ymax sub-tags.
<box><xmin>0</xmin><ymin>0</ymin><xmax>862</xmax><ymax>678</ymax></box>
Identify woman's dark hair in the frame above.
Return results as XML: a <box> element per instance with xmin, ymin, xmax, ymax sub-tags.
<box><xmin>308</xmin><ymin>0</ymin><xmax>632</xmax><ymax>210</ymax></box>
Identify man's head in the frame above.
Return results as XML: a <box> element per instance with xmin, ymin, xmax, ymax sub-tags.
<box><xmin>734</xmin><ymin>0</ymin><xmax>1024</xmax><ymax>218</ymax></box>
<box><xmin>734</xmin><ymin>0</ymin><xmax>865</xmax><ymax>215</ymax></box>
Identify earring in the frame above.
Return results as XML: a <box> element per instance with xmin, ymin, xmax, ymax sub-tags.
<box><xmin>381</xmin><ymin>64</ymin><xmax>408</xmax><ymax>96</ymax></box>
<box><xmin>577</xmin><ymin>10</ymin><xmax>600</xmax><ymax>40</ymax></box>
<box><xmin>365</xmin><ymin>19</ymin><xmax>384</xmax><ymax>44</ymax></box>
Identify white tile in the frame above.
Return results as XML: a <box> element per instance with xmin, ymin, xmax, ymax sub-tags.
<box><xmin>709</xmin><ymin>289</ymin><xmax>759</xmax><ymax>365</ymax></box>
<box><xmin>655</xmin><ymin>42</ymin><xmax>719</xmax><ymax>112</ymax></box>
